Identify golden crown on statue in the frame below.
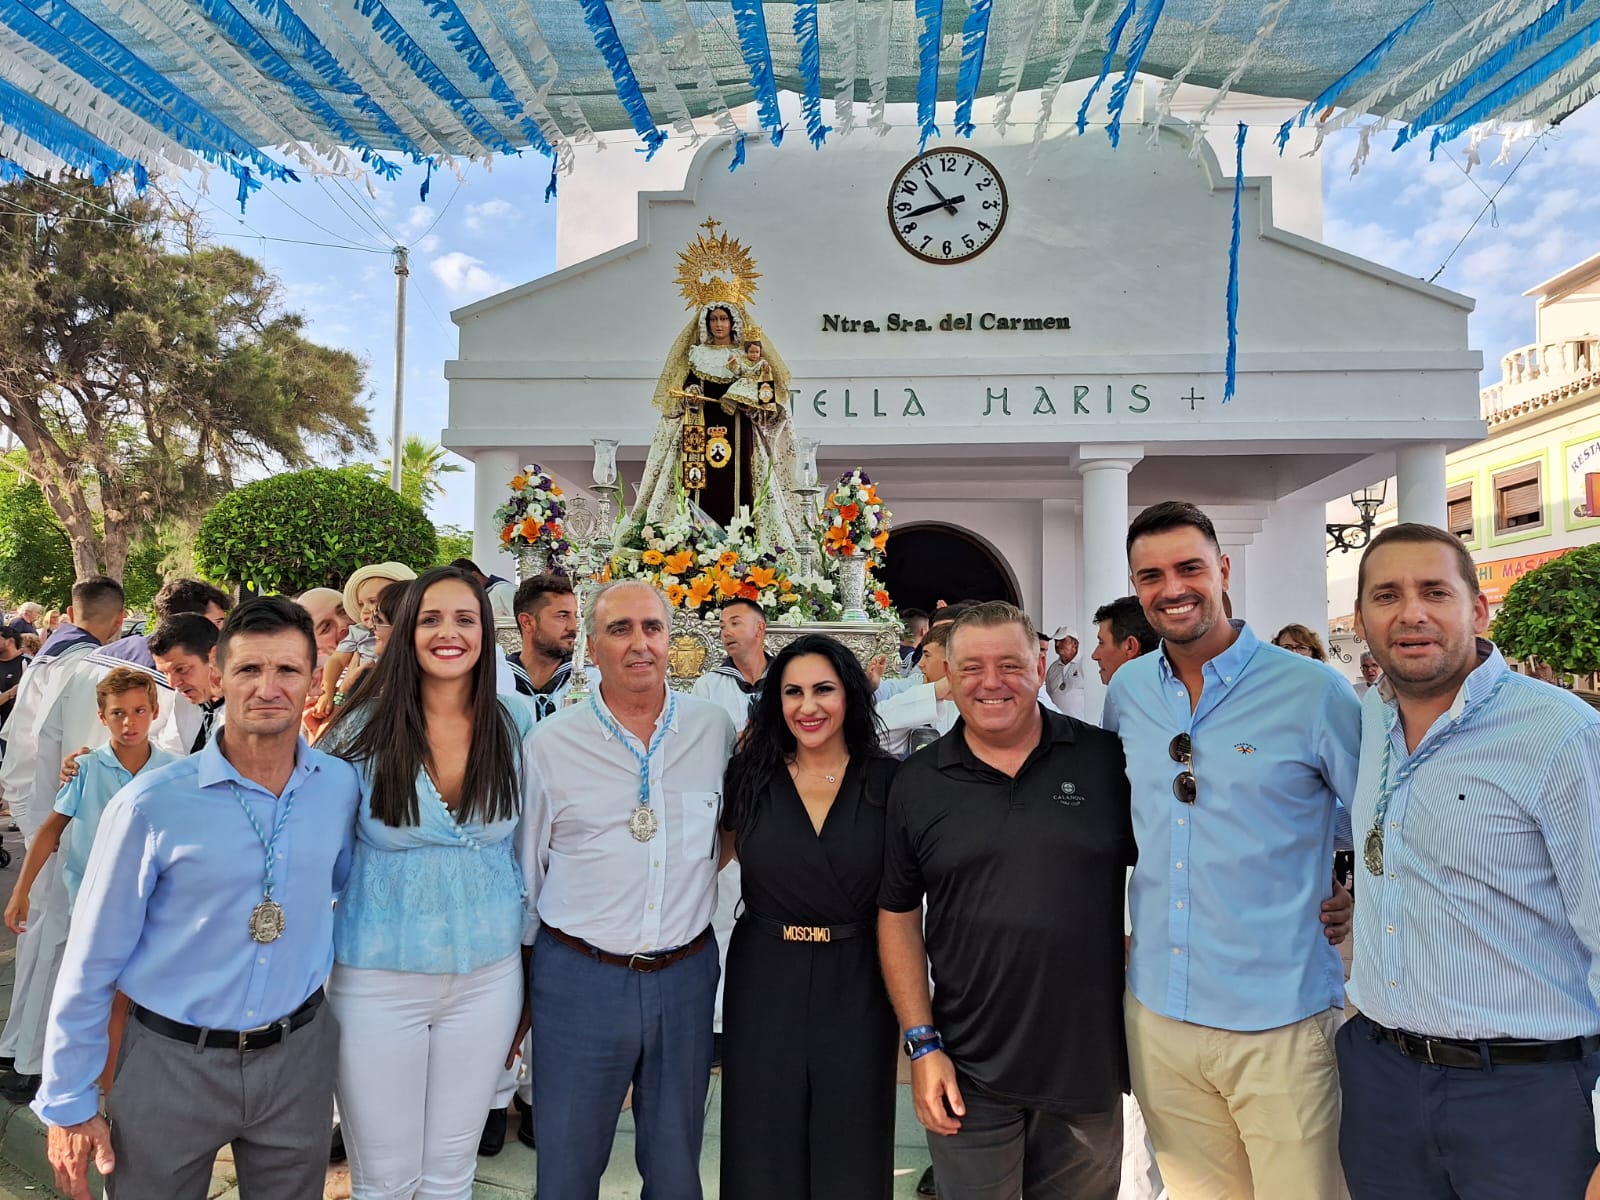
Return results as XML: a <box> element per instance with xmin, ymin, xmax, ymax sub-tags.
<box><xmin>675</xmin><ymin>217</ymin><xmax>761</xmax><ymax>310</ymax></box>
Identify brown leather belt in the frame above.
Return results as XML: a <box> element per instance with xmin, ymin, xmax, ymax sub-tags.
<box><xmin>543</xmin><ymin>925</ymin><xmax>711</xmax><ymax>973</ymax></box>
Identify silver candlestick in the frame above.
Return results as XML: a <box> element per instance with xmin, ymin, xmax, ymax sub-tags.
<box><xmin>561</xmin><ymin>495</ymin><xmax>614</xmax><ymax>707</ymax></box>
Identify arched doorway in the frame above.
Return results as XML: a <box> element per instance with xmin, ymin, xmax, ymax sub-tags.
<box><xmin>880</xmin><ymin>523</ymin><xmax>1021</xmax><ymax>614</ymax></box>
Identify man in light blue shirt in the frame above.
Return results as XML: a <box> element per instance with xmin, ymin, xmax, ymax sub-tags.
<box><xmin>35</xmin><ymin>596</ymin><xmax>360</xmax><ymax>1200</ymax></box>
<box><xmin>1103</xmin><ymin>501</ymin><xmax>1359</xmax><ymax>1199</ymax></box>
<box><xmin>1338</xmin><ymin>523</ymin><xmax>1600</xmax><ymax>1199</ymax></box>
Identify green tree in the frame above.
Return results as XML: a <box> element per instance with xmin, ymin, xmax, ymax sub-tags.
<box><xmin>195</xmin><ymin>468</ymin><xmax>436</xmax><ymax>595</ymax></box>
<box><xmin>387</xmin><ymin>436</ymin><xmax>466</xmax><ymax>512</ymax></box>
<box><xmin>433</xmin><ymin>523</ymin><xmax>475</xmax><ymax>567</ymax></box>
<box><xmin>1490</xmin><ymin>544</ymin><xmax>1600</xmax><ymax>678</ymax></box>
<box><xmin>0</xmin><ymin>452</ymin><xmax>73</xmax><ymax>608</ymax></box>
<box><xmin>0</xmin><ymin>178</ymin><xmax>373</xmax><ymax>580</ymax></box>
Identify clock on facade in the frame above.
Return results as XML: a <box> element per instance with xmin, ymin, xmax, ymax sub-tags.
<box><xmin>887</xmin><ymin>148</ymin><xmax>1008</xmax><ymax>264</ymax></box>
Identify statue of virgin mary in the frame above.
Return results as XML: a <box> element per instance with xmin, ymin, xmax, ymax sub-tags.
<box><xmin>631</xmin><ymin>221</ymin><xmax>807</xmax><ymax>552</ymax></box>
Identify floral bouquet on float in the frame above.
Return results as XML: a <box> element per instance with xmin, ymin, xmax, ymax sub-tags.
<box><xmin>494</xmin><ymin>464</ymin><xmax>573</xmax><ymax>576</ymax></box>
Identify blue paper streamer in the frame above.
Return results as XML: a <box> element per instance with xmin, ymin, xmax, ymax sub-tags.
<box><xmin>0</xmin><ymin>0</ymin><xmax>295</xmax><ymax>193</ymax></box>
<box><xmin>0</xmin><ymin>157</ymin><xmax>26</xmax><ymax>183</ymax></box>
<box><xmin>1428</xmin><ymin>15</ymin><xmax>1600</xmax><ymax>152</ymax></box>
<box><xmin>191</xmin><ymin>0</ymin><xmax>404</xmax><ymax>178</ymax></box>
<box><xmin>1107</xmin><ymin>0</ymin><xmax>1165</xmax><ymax>146</ymax></box>
<box><xmin>578</xmin><ymin>0</ymin><xmax>667</xmax><ymax>158</ymax></box>
<box><xmin>1277</xmin><ymin>0</ymin><xmax>1438</xmax><ymax>152</ymax></box>
<box><xmin>729</xmin><ymin>132</ymin><xmax>748</xmax><ymax>171</ymax></box>
<box><xmin>238</xmin><ymin>0</ymin><xmax>422</xmax><ymax>161</ymax></box>
<box><xmin>546</xmin><ymin>160</ymin><xmax>557</xmax><ymax>201</ymax></box>
<box><xmin>1225</xmin><ymin>122</ymin><xmax>1245</xmax><ymax>404</ymax></box>
<box><xmin>352</xmin><ymin>0</ymin><xmax>520</xmax><ymax>156</ymax></box>
<box><xmin>420</xmin><ymin>0</ymin><xmax>555</xmax><ymax>158</ymax></box>
<box><xmin>915</xmin><ymin>0</ymin><xmax>944</xmax><ymax>151</ymax></box>
<box><xmin>1078</xmin><ymin>0</ymin><xmax>1137</xmax><ymax>136</ymax></box>
<box><xmin>420</xmin><ymin>157</ymin><xmax>433</xmax><ymax>202</ymax></box>
<box><xmin>793</xmin><ymin>0</ymin><xmax>832</xmax><ymax>148</ymax></box>
<box><xmin>0</xmin><ymin>74</ymin><xmax>138</xmax><ymax>181</ymax></box>
<box><xmin>954</xmin><ymin>0</ymin><xmax>994</xmax><ymax>138</ymax></box>
<box><xmin>1393</xmin><ymin>0</ymin><xmax>1586</xmax><ymax>150</ymax></box>
<box><xmin>729</xmin><ymin>0</ymin><xmax>785</xmax><ymax>148</ymax></box>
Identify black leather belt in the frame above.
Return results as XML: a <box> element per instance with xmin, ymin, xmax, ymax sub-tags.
<box><xmin>544</xmin><ymin>925</ymin><xmax>711</xmax><ymax>972</ymax></box>
<box><xmin>1360</xmin><ymin>1013</ymin><xmax>1600</xmax><ymax>1069</ymax></box>
<box><xmin>744</xmin><ymin>911</ymin><xmax>872</xmax><ymax>944</ymax></box>
<box><xmin>134</xmin><ymin>987</ymin><xmax>324</xmax><ymax>1053</ymax></box>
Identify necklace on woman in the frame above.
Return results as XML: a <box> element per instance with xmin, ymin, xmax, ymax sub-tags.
<box><xmin>791</xmin><ymin>757</ymin><xmax>848</xmax><ymax>785</ymax></box>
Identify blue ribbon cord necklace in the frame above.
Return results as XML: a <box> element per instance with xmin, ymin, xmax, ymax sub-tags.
<box><xmin>591</xmin><ymin>690</ymin><xmax>677</xmax><ymax>842</ymax></box>
<box><xmin>1364</xmin><ymin>672</ymin><xmax>1509</xmax><ymax>877</ymax></box>
<box><xmin>233</xmin><ymin>783</ymin><xmax>296</xmax><ymax>943</ymax></box>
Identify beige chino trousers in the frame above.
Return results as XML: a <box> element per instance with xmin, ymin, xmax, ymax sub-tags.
<box><xmin>1125</xmin><ymin>990</ymin><xmax>1348</xmax><ymax>1200</ymax></box>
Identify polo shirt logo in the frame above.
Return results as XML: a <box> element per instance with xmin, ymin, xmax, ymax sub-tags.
<box><xmin>1234</xmin><ymin>743</ymin><xmax>1257</xmax><ymax>754</ymax></box>
<box><xmin>1053</xmin><ymin>781</ymin><xmax>1082</xmax><ymax>806</ymax></box>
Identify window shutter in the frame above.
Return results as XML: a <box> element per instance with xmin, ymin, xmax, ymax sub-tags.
<box><xmin>1494</xmin><ymin>463</ymin><xmax>1543</xmax><ymax>529</ymax></box>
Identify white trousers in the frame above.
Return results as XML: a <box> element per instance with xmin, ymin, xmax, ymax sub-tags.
<box><xmin>329</xmin><ymin>953</ymin><xmax>523</xmax><ymax>1200</ymax></box>
<box><xmin>1</xmin><ymin>846</ymin><xmax>68</xmax><ymax>1073</ymax></box>
<box><xmin>711</xmin><ymin>860</ymin><xmax>741</xmax><ymax>1032</ymax></box>
<box><xmin>491</xmin><ymin>1031</ymin><xmax>532</xmax><ymax>1109</ymax></box>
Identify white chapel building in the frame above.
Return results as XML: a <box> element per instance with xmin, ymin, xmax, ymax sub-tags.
<box><xmin>445</xmin><ymin>85</ymin><xmax>1483</xmax><ymax>714</ymax></box>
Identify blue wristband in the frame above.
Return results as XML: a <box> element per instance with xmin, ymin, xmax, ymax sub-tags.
<box><xmin>908</xmin><ymin>1036</ymin><xmax>944</xmax><ymax>1062</ymax></box>
<box><xmin>904</xmin><ymin>1024</ymin><xmax>937</xmax><ymax>1040</ymax></box>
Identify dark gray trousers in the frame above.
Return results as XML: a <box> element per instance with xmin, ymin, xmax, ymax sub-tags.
<box><xmin>105</xmin><ymin>1001</ymin><xmax>338</xmax><ymax>1200</ymax></box>
<box><xmin>924</xmin><ymin>1083</ymin><xmax>1121</xmax><ymax>1200</ymax></box>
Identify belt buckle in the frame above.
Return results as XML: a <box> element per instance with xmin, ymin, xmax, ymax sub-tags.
<box><xmin>627</xmin><ymin>952</ymin><xmax>660</xmax><ymax>971</ymax></box>
<box><xmin>781</xmin><ymin>924</ymin><xmax>831</xmax><ymax>943</ymax></box>
<box><xmin>1424</xmin><ymin>1038</ymin><xmax>1436</xmax><ymax>1065</ymax></box>
<box><xmin>237</xmin><ymin>1021</ymin><xmax>274</xmax><ymax>1053</ymax></box>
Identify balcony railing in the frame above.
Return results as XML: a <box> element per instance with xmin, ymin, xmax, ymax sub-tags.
<box><xmin>1481</xmin><ymin>336</ymin><xmax>1600</xmax><ymax>420</ymax></box>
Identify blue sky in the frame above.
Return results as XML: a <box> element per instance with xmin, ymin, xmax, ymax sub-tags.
<box><xmin>171</xmin><ymin>96</ymin><xmax>1600</xmax><ymax>534</ymax></box>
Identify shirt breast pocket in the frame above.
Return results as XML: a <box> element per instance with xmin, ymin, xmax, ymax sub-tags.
<box><xmin>674</xmin><ymin>790</ymin><xmax>721</xmax><ymax>861</ymax></box>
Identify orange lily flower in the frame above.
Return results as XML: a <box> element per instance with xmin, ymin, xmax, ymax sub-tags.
<box><xmin>518</xmin><ymin>517</ymin><xmax>541</xmax><ymax>541</ymax></box>
<box><xmin>716</xmin><ymin>571</ymin><xmax>743</xmax><ymax>598</ymax></box>
<box><xmin>666</xmin><ymin>550</ymin><xmax>695</xmax><ymax>576</ymax></box>
<box><xmin>642</xmin><ymin>549</ymin><xmax>665</xmax><ymax>566</ymax></box>
<box><xmin>511</xmin><ymin>473</ymin><xmax>529</xmax><ymax>491</ymax></box>
<box><xmin>871</xmin><ymin>531</ymin><xmax>888</xmax><ymax>551</ymax></box>
<box><xmin>863</xmin><ymin>485</ymin><xmax>879</xmax><ymax>503</ymax></box>
<box><xmin>550</xmin><ymin>484</ymin><xmax>563</xmax><ymax>496</ymax></box>
<box><xmin>824</xmin><ymin>524</ymin><xmax>852</xmax><ymax>551</ymax></box>
<box><xmin>687</xmin><ymin>576</ymin><xmax>715</xmax><ymax>607</ymax></box>
<box><xmin>747</xmin><ymin>566</ymin><xmax>777</xmax><ymax>589</ymax></box>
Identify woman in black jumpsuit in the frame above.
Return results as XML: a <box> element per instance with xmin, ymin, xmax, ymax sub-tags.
<box><xmin>719</xmin><ymin>633</ymin><xmax>898</xmax><ymax>1200</ymax></box>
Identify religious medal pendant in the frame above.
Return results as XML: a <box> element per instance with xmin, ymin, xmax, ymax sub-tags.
<box><xmin>629</xmin><ymin>804</ymin><xmax>660</xmax><ymax>843</ymax></box>
<box><xmin>249</xmin><ymin>898</ymin><xmax>286</xmax><ymax>944</ymax></box>
<box><xmin>1363</xmin><ymin>828</ymin><xmax>1385</xmax><ymax>877</ymax></box>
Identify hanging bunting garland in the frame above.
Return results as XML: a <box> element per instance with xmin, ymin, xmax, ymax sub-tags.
<box><xmin>1107</xmin><ymin>0</ymin><xmax>1166</xmax><ymax>146</ymax></box>
<box><xmin>658</xmin><ymin>0</ymin><xmax>744</xmax><ymax>168</ymax></box>
<box><xmin>578</xmin><ymin>0</ymin><xmax>667</xmax><ymax>158</ymax></box>
<box><xmin>1225</xmin><ymin>122</ymin><xmax>1245</xmax><ymax>404</ymax></box>
<box><xmin>1196</xmin><ymin>0</ymin><xmax>1293</xmax><ymax>131</ymax></box>
<box><xmin>0</xmin><ymin>74</ymin><xmax>142</xmax><ymax>184</ymax></box>
<box><xmin>1394</xmin><ymin>0</ymin><xmax>1582</xmax><ymax>149</ymax></box>
<box><xmin>862</xmin><ymin>0</ymin><xmax>894</xmax><ymax>134</ymax></box>
<box><xmin>954</xmin><ymin>0</ymin><xmax>993</xmax><ymax>138</ymax></box>
<box><xmin>1428</xmin><ymin>16</ymin><xmax>1600</xmax><ymax>153</ymax></box>
<box><xmin>830</xmin><ymin>0</ymin><xmax>860</xmax><ymax>135</ymax></box>
<box><xmin>417</xmin><ymin>0</ymin><xmax>558</xmax><ymax>160</ymax></box>
<box><xmin>616</xmin><ymin>0</ymin><xmax>698</xmax><ymax>142</ymax></box>
<box><xmin>1149</xmin><ymin>0</ymin><xmax>1227</xmax><ymax>139</ymax></box>
<box><xmin>914</xmin><ymin>0</ymin><xmax>943</xmax><ymax>151</ymax></box>
<box><xmin>794</xmin><ymin>0</ymin><xmax>832</xmax><ymax>148</ymax></box>
<box><xmin>1031</xmin><ymin>0</ymin><xmax>1103</xmax><ymax>163</ymax></box>
<box><xmin>729</xmin><ymin>0</ymin><xmax>785</xmax><ymax>147</ymax></box>
<box><xmin>1277</xmin><ymin>0</ymin><xmax>1438</xmax><ymax>152</ymax></box>
<box><xmin>1077</xmin><ymin>0</ymin><xmax>1136</xmax><ymax>136</ymax></box>
<box><xmin>0</xmin><ymin>156</ymin><xmax>26</xmax><ymax>183</ymax></box>
<box><xmin>993</xmin><ymin>0</ymin><xmax>1047</xmax><ymax>132</ymax></box>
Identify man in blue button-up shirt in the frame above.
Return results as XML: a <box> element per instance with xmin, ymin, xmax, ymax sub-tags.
<box><xmin>35</xmin><ymin>597</ymin><xmax>360</xmax><ymax>1200</ymax></box>
<box><xmin>1103</xmin><ymin>501</ymin><xmax>1359</xmax><ymax>1200</ymax></box>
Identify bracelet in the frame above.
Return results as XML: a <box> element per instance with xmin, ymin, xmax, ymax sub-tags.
<box><xmin>904</xmin><ymin>1024</ymin><xmax>936</xmax><ymax>1040</ymax></box>
<box><xmin>333</xmin><ymin>691</ymin><xmax>346</xmax><ymax>706</ymax></box>
<box><xmin>909</xmin><ymin>1037</ymin><xmax>944</xmax><ymax>1062</ymax></box>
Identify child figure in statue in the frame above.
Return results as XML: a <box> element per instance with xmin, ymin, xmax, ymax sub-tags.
<box><xmin>724</xmin><ymin>340</ymin><xmax>777</xmax><ymax>414</ymax></box>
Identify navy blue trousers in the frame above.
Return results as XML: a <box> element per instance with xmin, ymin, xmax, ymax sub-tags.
<box><xmin>1337</xmin><ymin>1013</ymin><xmax>1600</xmax><ymax>1199</ymax></box>
<box><xmin>529</xmin><ymin>927</ymin><xmax>717</xmax><ymax>1200</ymax></box>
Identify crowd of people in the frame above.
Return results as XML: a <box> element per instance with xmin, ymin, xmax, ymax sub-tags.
<box><xmin>0</xmin><ymin>500</ymin><xmax>1594</xmax><ymax>1200</ymax></box>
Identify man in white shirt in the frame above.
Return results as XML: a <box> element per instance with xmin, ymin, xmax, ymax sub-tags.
<box><xmin>521</xmin><ymin>581</ymin><xmax>736</xmax><ymax>1198</ymax></box>
<box><xmin>1044</xmin><ymin>626</ymin><xmax>1086</xmax><ymax>719</ymax></box>
<box><xmin>452</xmin><ymin>557</ymin><xmax>517</xmax><ymax>631</ymax></box>
<box><xmin>877</xmin><ymin>620</ymin><xmax>957</xmax><ymax>758</ymax></box>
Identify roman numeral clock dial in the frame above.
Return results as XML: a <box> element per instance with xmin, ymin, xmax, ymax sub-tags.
<box><xmin>887</xmin><ymin>148</ymin><xmax>1008</xmax><ymax>264</ymax></box>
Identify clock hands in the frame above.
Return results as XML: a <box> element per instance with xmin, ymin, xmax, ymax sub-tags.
<box><xmin>904</xmin><ymin>194</ymin><xmax>968</xmax><ymax>218</ymax></box>
<box><xmin>923</xmin><ymin>179</ymin><xmax>960</xmax><ymax>215</ymax></box>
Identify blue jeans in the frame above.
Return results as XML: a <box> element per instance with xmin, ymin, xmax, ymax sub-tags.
<box><xmin>1337</xmin><ymin>1013</ymin><xmax>1600</xmax><ymax>1199</ymax></box>
<box><xmin>529</xmin><ymin>927</ymin><xmax>717</xmax><ymax>1200</ymax></box>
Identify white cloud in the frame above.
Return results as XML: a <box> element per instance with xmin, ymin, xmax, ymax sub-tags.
<box><xmin>397</xmin><ymin>204</ymin><xmax>435</xmax><ymax>238</ymax></box>
<box><xmin>464</xmin><ymin>197</ymin><xmax>517</xmax><ymax>233</ymax></box>
<box><xmin>415</xmin><ymin>233</ymin><xmax>441</xmax><ymax>254</ymax></box>
<box><xmin>430</xmin><ymin>251</ymin><xmax>510</xmax><ymax>299</ymax></box>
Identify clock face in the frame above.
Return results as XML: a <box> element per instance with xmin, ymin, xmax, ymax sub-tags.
<box><xmin>887</xmin><ymin>148</ymin><xmax>1008</xmax><ymax>264</ymax></box>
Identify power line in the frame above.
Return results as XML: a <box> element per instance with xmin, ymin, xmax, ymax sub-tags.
<box><xmin>415</xmin><ymin>176</ymin><xmax>462</xmax><ymax>244</ymax></box>
<box><xmin>1427</xmin><ymin>133</ymin><xmax>1544</xmax><ymax>284</ymax></box>
<box><xmin>311</xmin><ymin>176</ymin><xmax>391</xmax><ymax>248</ymax></box>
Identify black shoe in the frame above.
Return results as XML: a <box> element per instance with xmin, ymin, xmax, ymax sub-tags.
<box><xmin>0</xmin><ymin>1057</ymin><xmax>14</xmax><ymax>1075</ymax></box>
<box><xmin>513</xmin><ymin>1094</ymin><xmax>536</xmax><ymax>1150</ymax></box>
<box><xmin>479</xmin><ymin>1107</ymin><xmax>508</xmax><ymax>1157</ymax></box>
<box><xmin>917</xmin><ymin>1164</ymin><xmax>937</xmax><ymax>1196</ymax></box>
<box><xmin>0</xmin><ymin>1070</ymin><xmax>40</xmax><ymax>1105</ymax></box>
<box><xmin>329</xmin><ymin>1123</ymin><xmax>346</xmax><ymax>1164</ymax></box>
<box><xmin>711</xmin><ymin>1032</ymin><xmax>724</xmax><ymax>1069</ymax></box>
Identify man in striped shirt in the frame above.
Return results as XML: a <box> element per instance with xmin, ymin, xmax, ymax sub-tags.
<box><xmin>1339</xmin><ymin>522</ymin><xmax>1600</xmax><ymax>1199</ymax></box>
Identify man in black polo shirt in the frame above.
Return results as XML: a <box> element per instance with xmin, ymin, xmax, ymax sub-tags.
<box><xmin>880</xmin><ymin>601</ymin><xmax>1134</xmax><ymax>1200</ymax></box>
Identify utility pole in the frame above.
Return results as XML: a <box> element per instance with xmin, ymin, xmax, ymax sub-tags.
<box><xmin>390</xmin><ymin>245</ymin><xmax>409</xmax><ymax>494</ymax></box>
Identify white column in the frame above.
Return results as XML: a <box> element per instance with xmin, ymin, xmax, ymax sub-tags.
<box><xmin>471</xmin><ymin>447</ymin><xmax>522</xmax><ymax>579</ymax></box>
<box><xmin>1078</xmin><ymin>444</ymin><xmax>1143</xmax><ymax>723</ymax></box>
<box><xmin>1395</xmin><ymin>442</ymin><xmax>1447</xmax><ymax>527</ymax></box>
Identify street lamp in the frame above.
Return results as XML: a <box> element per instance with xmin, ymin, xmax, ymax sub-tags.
<box><xmin>1326</xmin><ymin>481</ymin><xmax>1388</xmax><ymax>555</ymax></box>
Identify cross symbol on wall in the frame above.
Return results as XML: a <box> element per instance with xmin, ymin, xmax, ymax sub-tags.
<box><xmin>1183</xmin><ymin>387</ymin><xmax>1205</xmax><ymax>410</ymax></box>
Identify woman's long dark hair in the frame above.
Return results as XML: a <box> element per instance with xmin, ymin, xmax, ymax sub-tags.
<box><xmin>723</xmin><ymin>633</ymin><xmax>887</xmax><ymax>850</ymax></box>
<box><xmin>327</xmin><ymin>566</ymin><xmax>520</xmax><ymax>827</ymax></box>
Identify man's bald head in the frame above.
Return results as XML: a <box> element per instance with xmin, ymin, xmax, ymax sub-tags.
<box><xmin>297</xmin><ymin>587</ymin><xmax>350</xmax><ymax>657</ymax></box>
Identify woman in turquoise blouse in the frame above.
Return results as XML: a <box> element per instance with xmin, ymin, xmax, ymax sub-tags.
<box><xmin>323</xmin><ymin>566</ymin><xmax>534</xmax><ymax>1200</ymax></box>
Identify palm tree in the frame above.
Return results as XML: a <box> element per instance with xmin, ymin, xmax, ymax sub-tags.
<box><xmin>382</xmin><ymin>435</ymin><xmax>465</xmax><ymax>511</ymax></box>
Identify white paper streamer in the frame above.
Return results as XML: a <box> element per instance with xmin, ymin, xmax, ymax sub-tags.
<box><xmin>1194</xmin><ymin>0</ymin><xmax>1293</xmax><ymax>132</ymax></box>
<box><xmin>829</xmin><ymin>0</ymin><xmax>860</xmax><ymax>135</ymax></box>
<box><xmin>502</xmin><ymin>0</ymin><xmax>600</xmax><ymax>152</ymax></box>
<box><xmin>1149</xmin><ymin>0</ymin><xmax>1228</xmax><ymax>140</ymax></box>
<box><xmin>657</xmin><ymin>0</ymin><xmax>741</xmax><ymax>146</ymax></box>
<box><xmin>616</xmin><ymin>0</ymin><xmax>698</xmax><ymax>141</ymax></box>
<box><xmin>1029</xmin><ymin>0</ymin><xmax>1104</xmax><ymax>165</ymax></box>
<box><xmin>992</xmin><ymin>0</ymin><xmax>1048</xmax><ymax>133</ymax></box>
<box><xmin>456</xmin><ymin>0</ymin><xmax>576</xmax><ymax>172</ymax></box>
<box><xmin>861</xmin><ymin>0</ymin><xmax>894</xmax><ymax>135</ymax></box>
